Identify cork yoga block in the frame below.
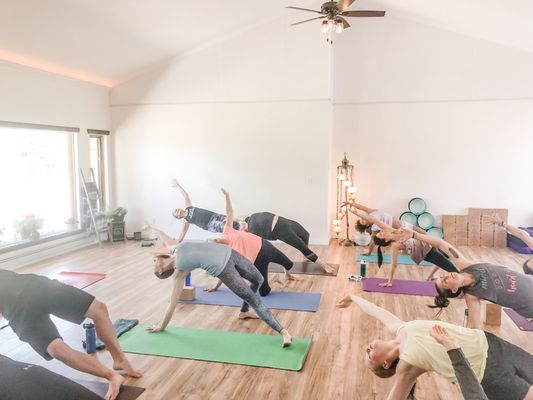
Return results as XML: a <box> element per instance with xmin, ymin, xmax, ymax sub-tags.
<box><xmin>485</xmin><ymin>303</ymin><xmax>502</xmax><ymax>326</ymax></box>
<box><xmin>179</xmin><ymin>286</ymin><xmax>196</xmax><ymax>301</ymax></box>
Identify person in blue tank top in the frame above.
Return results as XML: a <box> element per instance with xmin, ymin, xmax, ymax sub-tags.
<box><xmin>146</xmin><ymin>226</ymin><xmax>293</xmax><ymax>347</ymax></box>
<box><xmin>170</xmin><ymin>178</ymin><xmax>241</xmax><ymax>241</ymax></box>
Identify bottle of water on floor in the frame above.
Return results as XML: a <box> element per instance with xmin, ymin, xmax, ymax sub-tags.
<box><xmin>360</xmin><ymin>259</ymin><xmax>366</xmax><ymax>278</ymax></box>
<box><xmin>84</xmin><ymin>322</ymin><xmax>96</xmax><ymax>354</ymax></box>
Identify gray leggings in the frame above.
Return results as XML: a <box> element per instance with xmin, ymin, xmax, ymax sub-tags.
<box><xmin>217</xmin><ymin>250</ymin><xmax>283</xmax><ymax>333</ymax></box>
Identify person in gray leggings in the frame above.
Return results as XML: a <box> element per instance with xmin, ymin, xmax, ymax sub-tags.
<box><xmin>146</xmin><ymin>229</ymin><xmax>292</xmax><ymax>347</ymax></box>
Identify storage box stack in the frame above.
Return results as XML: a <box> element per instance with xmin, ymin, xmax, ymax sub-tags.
<box><xmin>442</xmin><ymin>215</ymin><xmax>456</xmax><ymax>245</ymax></box>
<box><xmin>467</xmin><ymin>209</ymin><xmax>482</xmax><ymax>246</ymax></box>
<box><xmin>493</xmin><ymin>208</ymin><xmax>508</xmax><ymax>248</ymax></box>
<box><xmin>480</xmin><ymin>213</ymin><xmax>495</xmax><ymax>246</ymax></box>
<box><xmin>455</xmin><ymin>215</ymin><xmax>468</xmax><ymax>246</ymax></box>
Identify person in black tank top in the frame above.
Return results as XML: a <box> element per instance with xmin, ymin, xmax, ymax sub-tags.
<box><xmin>244</xmin><ymin>212</ymin><xmax>337</xmax><ymax>274</ymax></box>
<box><xmin>384</xmin><ymin>225</ymin><xmax>533</xmax><ymax>329</ymax></box>
<box><xmin>170</xmin><ymin>178</ymin><xmax>240</xmax><ymax>241</ymax></box>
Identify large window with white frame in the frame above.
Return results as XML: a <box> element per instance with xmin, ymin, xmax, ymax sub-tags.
<box><xmin>0</xmin><ymin>122</ymin><xmax>78</xmax><ymax>249</ymax></box>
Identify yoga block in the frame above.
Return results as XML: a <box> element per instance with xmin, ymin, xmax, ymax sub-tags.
<box><xmin>456</xmin><ymin>235</ymin><xmax>468</xmax><ymax>246</ymax></box>
<box><xmin>468</xmin><ymin>208</ymin><xmax>483</xmax><ymax>216</ymax></box>
<box><xmin>468</xmin><ymin>215</ymin><xmax>481</xmax><ymax>246</ymax></box>
<box><xmin>492</xmin><ymin>208</ymin><xmax>508</xmax><ymax>219</ymax></box>
<box><xmin>481</xmin><ymin>231</ymin><xmax>494</xmax><ymax>247</ymax></box>
<box><xmin>442</xmin><ymin>215</ymin><xmax>456</xmax><ymax>244</ymax></box>
<box><xmin>485</xmin><ymin>304</ymin><xmax>502</xmax><ymax>326</ymax></box>
<box><xmin>179</xmin><ymin>286</ymin><xmax>196</xmax><ymax>301</ymax></box>
<box><xmin>494</xmin><ymin>227</ymin><xmax>507</xmax><ymax>248</ymax></box>
<box><xmin>455</xmin><ymin>216</ymin><xmax>468</xmax><ymax>231</ymax></box>
<box><xmin>481</xmin><ymin>215</ymin><xmax>495</xmax><ymax>232</ymax></box>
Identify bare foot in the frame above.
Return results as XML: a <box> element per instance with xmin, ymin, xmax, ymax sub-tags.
<box><xmin>239</xmin><ymin>311</ymin><xmax>259</xmax><ymax>320</ymax></box>
<box><xmin>270</xmin><ymin>274</ymin><xmax>283</xmax><ymax>285</ymax></box>
<box><xmin>284</xmin><ymin>272</ymin><xmax>297</xmax><ymax>282</ymax></box>
<box><xmin>317</xmin><ymin>260</ymin><xmax>337</xmax><ymax>275</ymax></box>
<box><xmin>113</xmin><ymin>359</ymin><xmax>143</xmax><ymax>378</ymax></box>
<box><xmin>281</xmin><ymin>329</ymin><xmax>292</xmax><ymax>348</ymax></box>
<box><xmin>105</xmin><ymin>373</ymin><xmax>125</xmax><ymax>400</ymax></box>
<box><xmin>378</xmin><ymin>281</ymin><xmax>393</xmax><ymax>287</ymax></box>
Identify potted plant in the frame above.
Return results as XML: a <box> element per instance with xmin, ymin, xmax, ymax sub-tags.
<box><xmin>106</xmin><ymin>207</ymin><xmax>127</xmax><ymax>241</ymax></box>
<box><xmin>64</xmin><ymin>217</ymin><xmax>79</xmax><ymax>232</ymax></box>
<box><xmin>14</xmin><ymin>214</ymin><xmax>44</xmax><ymax>241</ymax></box>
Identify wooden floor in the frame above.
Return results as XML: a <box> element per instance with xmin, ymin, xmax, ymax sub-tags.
<box><xmin>1</xmin><ymin>240</ymin><xmax>532</xmax><ymax>400</ymax></box>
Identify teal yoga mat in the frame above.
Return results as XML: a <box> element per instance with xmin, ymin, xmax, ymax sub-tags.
<box><xmin>356</xmin><ymin>252</ymin><xmax>433</xmax><ymax>267</ymax></box>
<box><xmin>119</xmin><ymin>325</ymin><xmax>311</xmax><ymax>371</ymax></box>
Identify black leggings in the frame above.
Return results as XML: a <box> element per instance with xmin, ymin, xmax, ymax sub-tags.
<box><xmin>254</xmin><ymin>239</ymin><xmax>293</xmax><ymax>296</ymax></box>
<box><xmin>271</xmin><ymin>217</ymin><xmax>318</xmax><ymax>262</ymax></box>
<box><xmin>424</xmin><ymin>248</ymin><xmax>458</xmax><ymax>272</ymax></box>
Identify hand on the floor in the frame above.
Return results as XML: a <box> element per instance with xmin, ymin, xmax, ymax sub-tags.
<box><xmin>284</xmin><ymin>271</ymin><xmax>297</xmax><ymax>281</ymax></box>
<box><xmin>336</xmin><ymin>295</ymin><xmax>353</xmax><ymax>308</ymax></box>
<box><xmin>204</xmin><ymin>285</ymin><xmax>219</xmax><ymax>292</ymax></box>
<box><xmin>146</xmin><ymin>325</ymin><xmax>164</xmax><ymax>333</ymax></box>
<box><xmin>429</xmin><ymin>325</ymin><xmax>457</xmax><ymax>350</ymax></box>
<box><xmin>378</xmin><ymin>281</ymin><xmax>393</xmax><ymax>287</ymax></box>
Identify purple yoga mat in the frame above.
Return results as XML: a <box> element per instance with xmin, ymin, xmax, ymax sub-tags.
<box><xmin>362</xmin><ymin>277</ymin><xmax>438</xmax><ymax>297</ymax></box>
<box><xmin>504</xmin><ymin>308</ymin><xmax>533</xmax><ymax>331</ymax></box>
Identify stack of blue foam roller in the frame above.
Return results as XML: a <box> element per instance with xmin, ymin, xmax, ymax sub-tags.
<box><xmin>399</xmin><ymin>198</ymin><xmax>443</xmax><ymax>238</ymax></box>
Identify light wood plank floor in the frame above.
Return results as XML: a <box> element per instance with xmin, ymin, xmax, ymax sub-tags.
<box><xmin>1</xmin><ymin>241</ymin><xmax>531</xmax><ymax>400</ymax></box>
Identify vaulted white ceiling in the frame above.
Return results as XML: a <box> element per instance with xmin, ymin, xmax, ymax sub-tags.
<box><xmin>1</xmin><ymin>0</ymin><xmax>532</xmax><ymax>87</ymax></box>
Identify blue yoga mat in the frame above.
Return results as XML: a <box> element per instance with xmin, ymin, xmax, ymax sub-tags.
<box><xmin>179</xmin><ymin>287</ymin><xmax>321</xmax><ymax>312</ymax></box>
<box><xmin>356</xmin><ymin>252</ymin><xmax>433</xmax><ymax>267</ymax></box>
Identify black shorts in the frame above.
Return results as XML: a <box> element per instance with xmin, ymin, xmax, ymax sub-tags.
<box><xmin>8</xmin><ymin>276</ymin><xmax>95</xmax><ymax>360</ymax></box>
<box><xmin>481</xmin><ymin>332</ymin><xmax>533</xmax><ymax>400</ymax></box>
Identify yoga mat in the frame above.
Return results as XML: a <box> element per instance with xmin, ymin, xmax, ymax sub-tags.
<box><xmin>269</xmin><ymin>261</ymin><xmax>338</xmax><ymax>276</ymax></box>
<box><xmin>54</xmin><ymin>271</ymin><xmax>106</xmax><ymax>289</ymax></box>
<box><xmin>363</xmin><ymin>277</ymin><xmax>438</xmax><ymax>297</ymax></box>
<box><xmin>76</xmin><ymin>380</ymin><xmax>145</xmax><ymax>400</ymax></box>
<box><xmin>95</xmin><ymin>319</ymin><xmax>139</xmax><ymax>350</ymax></box>
<box><xmin>0</xmin><ymin>271</ymin><xmax>106</xmax><ymax>331</ymax></box>
<box><xmin>120</xmin><ymin>325</ymin><xmax>311</xmax><ymax>371</ymax></box>
<box><xmin>356</xmin><ymin>252</ymin><xmax>433</xmax><ymax>267</ymax></box>
<box><xmin>179</xmin><ymin>287</ymin><xmax>321</xmax><ymax>312</ymax></box>
<box><xmin>504</xmin><ymin>309</ymin><xmax>533</xmax><ymax>331</ymax></box>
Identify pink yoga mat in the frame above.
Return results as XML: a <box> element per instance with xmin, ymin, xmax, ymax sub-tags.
<box><xmin>504</xmin><ymin>308</ymin><xmax>533</xmax><ymax>332</ymax></box>
<box><xmin>0</xmin><ymin>271</ymin><xmax>106</xmax><ymax>330</ymax></box>
<box><xmin>362</xmin><ymin>277</ymin><xmax>438</xmax><ymax>297</ymax></box>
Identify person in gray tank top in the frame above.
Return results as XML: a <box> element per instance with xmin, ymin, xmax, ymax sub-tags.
<box><xmin>144</xmin><ymin>225</ymin><xmax>293</xmax><ymax>347</ymax></box>
<box><xmin>384</xmin><ymin>226</ymin><xmax>533</xmax><ymax>329</ymax></box>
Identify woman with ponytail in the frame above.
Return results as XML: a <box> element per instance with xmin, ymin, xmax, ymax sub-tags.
<box><xmin>382</xmin><ymin>227</ymin><xmax>533</xmax><ymax>329</ymax></box>
<box><xmin>336</xmin><ymin>295</ymin><xmax>533</xmax><ymax>400</ymax></box>
<box><xmin>348</xmin><ymin>205</ymin><xmax>458</xmax><ymax>287</ymax></box>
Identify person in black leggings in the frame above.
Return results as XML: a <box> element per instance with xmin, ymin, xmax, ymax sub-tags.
<box><xmin>243</xmin><ymin>212</ymin><xmax>336</xmax><ymax>274</ymax></box>
<box><xmin>206</xmin><ymin>189</ymin><xmax>295</xmax><ymax>296</ymax></box>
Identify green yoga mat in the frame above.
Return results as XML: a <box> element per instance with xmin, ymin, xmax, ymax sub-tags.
<box><xmin>356</xmin><ymin>252</ymin><xmax>433</xmax><ymax>266</ymax></box>
<box><xmin>119</xmin><ymin>325</ymin><xmax>311</xmax><ymax>371</ymax></box>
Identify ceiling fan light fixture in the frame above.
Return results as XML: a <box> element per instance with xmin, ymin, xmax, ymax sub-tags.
<box><xmin>335</xmin><ymin>20</ymin><xmax>344</xmax><ymax>33</ymax></box>
<box><xmin>321</xmin><ymin>19</ymin><xmax>330</xmax><ymax>34</ymax></box>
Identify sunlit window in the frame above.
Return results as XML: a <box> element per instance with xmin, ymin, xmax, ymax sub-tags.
<box><xmin>0</xmin><ymin>124</ymin><xmax>76</xmax><ymax>248</ymax></box>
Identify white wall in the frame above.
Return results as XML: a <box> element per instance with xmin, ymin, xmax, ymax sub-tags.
<box><xmin>331</xmin><ymin>16</ymin><xmax>533</xmax><ymax>228</ymax></box>
<box><xmin>111</xmin><ymin>18</ymin><xmax>332</xmax><ymax>243</ymax></box>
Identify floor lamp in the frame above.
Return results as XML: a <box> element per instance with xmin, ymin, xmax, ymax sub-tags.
<box><xmin>333</xmin><ymin>153</ymin><xmax>357</xmax><ymax>246</ymax></box>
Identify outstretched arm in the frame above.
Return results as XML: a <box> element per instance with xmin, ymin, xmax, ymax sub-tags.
<box><xmin>351</xmin><ymin>207</ymin><xmax>393</xmax><ymax>232</ymax></box>
<box><xmin>348</xmin><ymin>201</ymin><xmax>375</xmax><ymax>214</ymax></box>
<box><xmin>147</xmin><ymin>269</ymin><xmax>187</xmax><ymax>332</ymax></box>
<box><xmin>489</xmin><ymin>215</ymin><xmax>533</xmax><ymax>250</ymax></box>
<box><xmin>386</xmin><ymin>361</ymin><xmax>425</xmax><ymax>400</ymax></box>
<box><xmin>221</xmin><ymin>188</ymin><xmax>234</xmax><ymax>227</ymax></box>
<box><xmin>171</xmin><ymin>178</ymin><xmax>192</xmax><ymax>208</ymax></box>
<box><xmin>337</xmin><ymin>295</ymin><xmax>404</xmax><ymax>333</ymax></box>
<box><xmin>176</xmin><ymin>222</ymin><xmax>190</xmax><ymax>243</ymax></box>
<box><xmin>381</xmin><ymin>228</ymin><xmax>471</xmax><ymax>270</ymax></box>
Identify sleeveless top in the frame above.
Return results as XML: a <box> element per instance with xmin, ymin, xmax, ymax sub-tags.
<box><xmin>463</xmin><ymin>263</ymin><xmax>533</xmax><ymax>318</ymax></box>
<box><xmin>245</xmin><ymin>212</ymin><xmax>276</xmax><ymax>240</ymax></box>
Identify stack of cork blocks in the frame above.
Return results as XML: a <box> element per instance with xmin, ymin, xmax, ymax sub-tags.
<box><xmin>442</xmin><ymin>208</ymin><xmax>508</xmax><ymax>247</ymax></box>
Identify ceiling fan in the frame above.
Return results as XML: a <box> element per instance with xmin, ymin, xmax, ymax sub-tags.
<box><xmin>287</xmin><ymin>0</ymin><xmax>385</xmax><ymax>42</ymax></box>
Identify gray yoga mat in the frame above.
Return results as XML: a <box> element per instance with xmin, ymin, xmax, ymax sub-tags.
<box><xmin>269</xmin><ymin>261</ymin><xmax>338</xmax><ymax>276</ymax></box>
<box><xmin>180</xmin><ymin>287</ymin><xmax>321</xmax><ymax>312</ymax></box>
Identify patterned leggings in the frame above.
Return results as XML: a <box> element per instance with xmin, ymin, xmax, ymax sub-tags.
<box><xmin>217</xmin><ymin>250</ymin><xmax>283</xmax><ymax>333</ymax></box>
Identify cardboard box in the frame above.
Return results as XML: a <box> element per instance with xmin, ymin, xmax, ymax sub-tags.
<box><xmin>485</xmin><ymin>303</ymin><xmax>502</xmax><ymax>326</ymax></box>
<box><xmin>455</xmin><ymin>215</ymin><xmax>468</xmax><ymax>231</ymax></box>
<box><xmin>179</xmin><ymin>286</ymin><xmax>196</xmax><ymax>301</ymax></box>
<box><xmin>442</xmin><ymin>215</ymin><xmax>456</xmax><ymax>244</ymax></box>
<box><xmin>494</xmin><ymin>226</ymin><xmax>507</xmax><ymax>248</ymax></box>
<box><xmin>468</xmin><ymin>214</ymin><xmax>481</xmax><ymax>246</ymax></box>
<box><xmin>481</xmin><ymin>231</ymin><xmax>494</xmax><ymax>246</ymax></box>
<box><xmin>468</xmin><ymin>208</ymin><xmax>483</xmax><ymax>216</ymax></box>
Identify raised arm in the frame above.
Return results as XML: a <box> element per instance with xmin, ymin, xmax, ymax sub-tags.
<box><xmin>337</xmin><ymin>295</ymin><xmax>404</xmax><ymax>333</ymax></box>
<box><xmin>351</xmin><ymin>207</ymin><xmax>393</xmax><ymax>232</ymax></box>
<box><xmin>489</xmin><ymin>215</ymin><xmax>533</xmax><ymax>250</ymax></box>
<box><xmin>147</xmin><ymin>269</ymin><xmax>187</xmax><ymax>332</ymax></box>
<box><xmin>348</xmin><ymin>201</ymin><xmax>375</xmax><ymax>214</ymax></box>
<box><xmin>382</xmin><ymin>228</ymin><xmax>471</xmax><ymax>270</ymax></box>
<box><xmin>171</xmin><ymin>178</ymin><xmax>192</xmax><ymax>208</ymax></box>
<box><xmin>221</xmin><ymin>188</ymin><xmax>234</xmax><ymax>227</ymax></box>
<box><xmin>176</xmin><ymin>222</ymin><xmax>190</xmax><ymax>244</ymax></box>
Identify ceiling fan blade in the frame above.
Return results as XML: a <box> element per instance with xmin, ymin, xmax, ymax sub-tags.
<box><xmin>336</xmin><ymin>0</ymin><xmax>356</xmax><ymax>11</ymax></box>
<box><xmin>337</xmin><ymin>16</ymin><xmax>351</xmax><ymax>29</ymax></box>
<box><xmin>342</xmin><ymin>10</ymin><xmax>386</xmax><ymax>17</ymax></box>
<box><xmin>291</xmin><ymin>16</ymin><xmax>327</xmax><ymax>26</ymax></box>
<box><xmin>286</xmin><ymin>6</ymin><xmax>324</xmax><ymax>14</ymax></box>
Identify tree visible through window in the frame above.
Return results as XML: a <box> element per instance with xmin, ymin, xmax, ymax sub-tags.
<box><xmin>0</xmin><ymin>125</ymin><xmax>76</xmax><ymax>248</ymax></box>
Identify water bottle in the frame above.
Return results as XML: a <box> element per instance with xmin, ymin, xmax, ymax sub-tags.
<box><xmin>360</xmin><ymin>259</ymin><xmax>367</xmax><ymax>278</ymax></box>
<box><xmin>84</xmin><ymin>322</ymin><xmax>96</xmax><ymax>354</ymax></box>
<box><xmin>463</xmin><ymin>309</ymin><xmax>469</xmax><ymax>327</ymax></box>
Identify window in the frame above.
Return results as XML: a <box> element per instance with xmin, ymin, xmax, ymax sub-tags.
<box><xmin>89</xmin><ymin>133</ymin><xmax>107</xmax><ymax>207</ymax></box>
<box><xmin>0</xmin><ymin>122</ymin><xmax>78</xmax><ymax>249</ymax></box>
